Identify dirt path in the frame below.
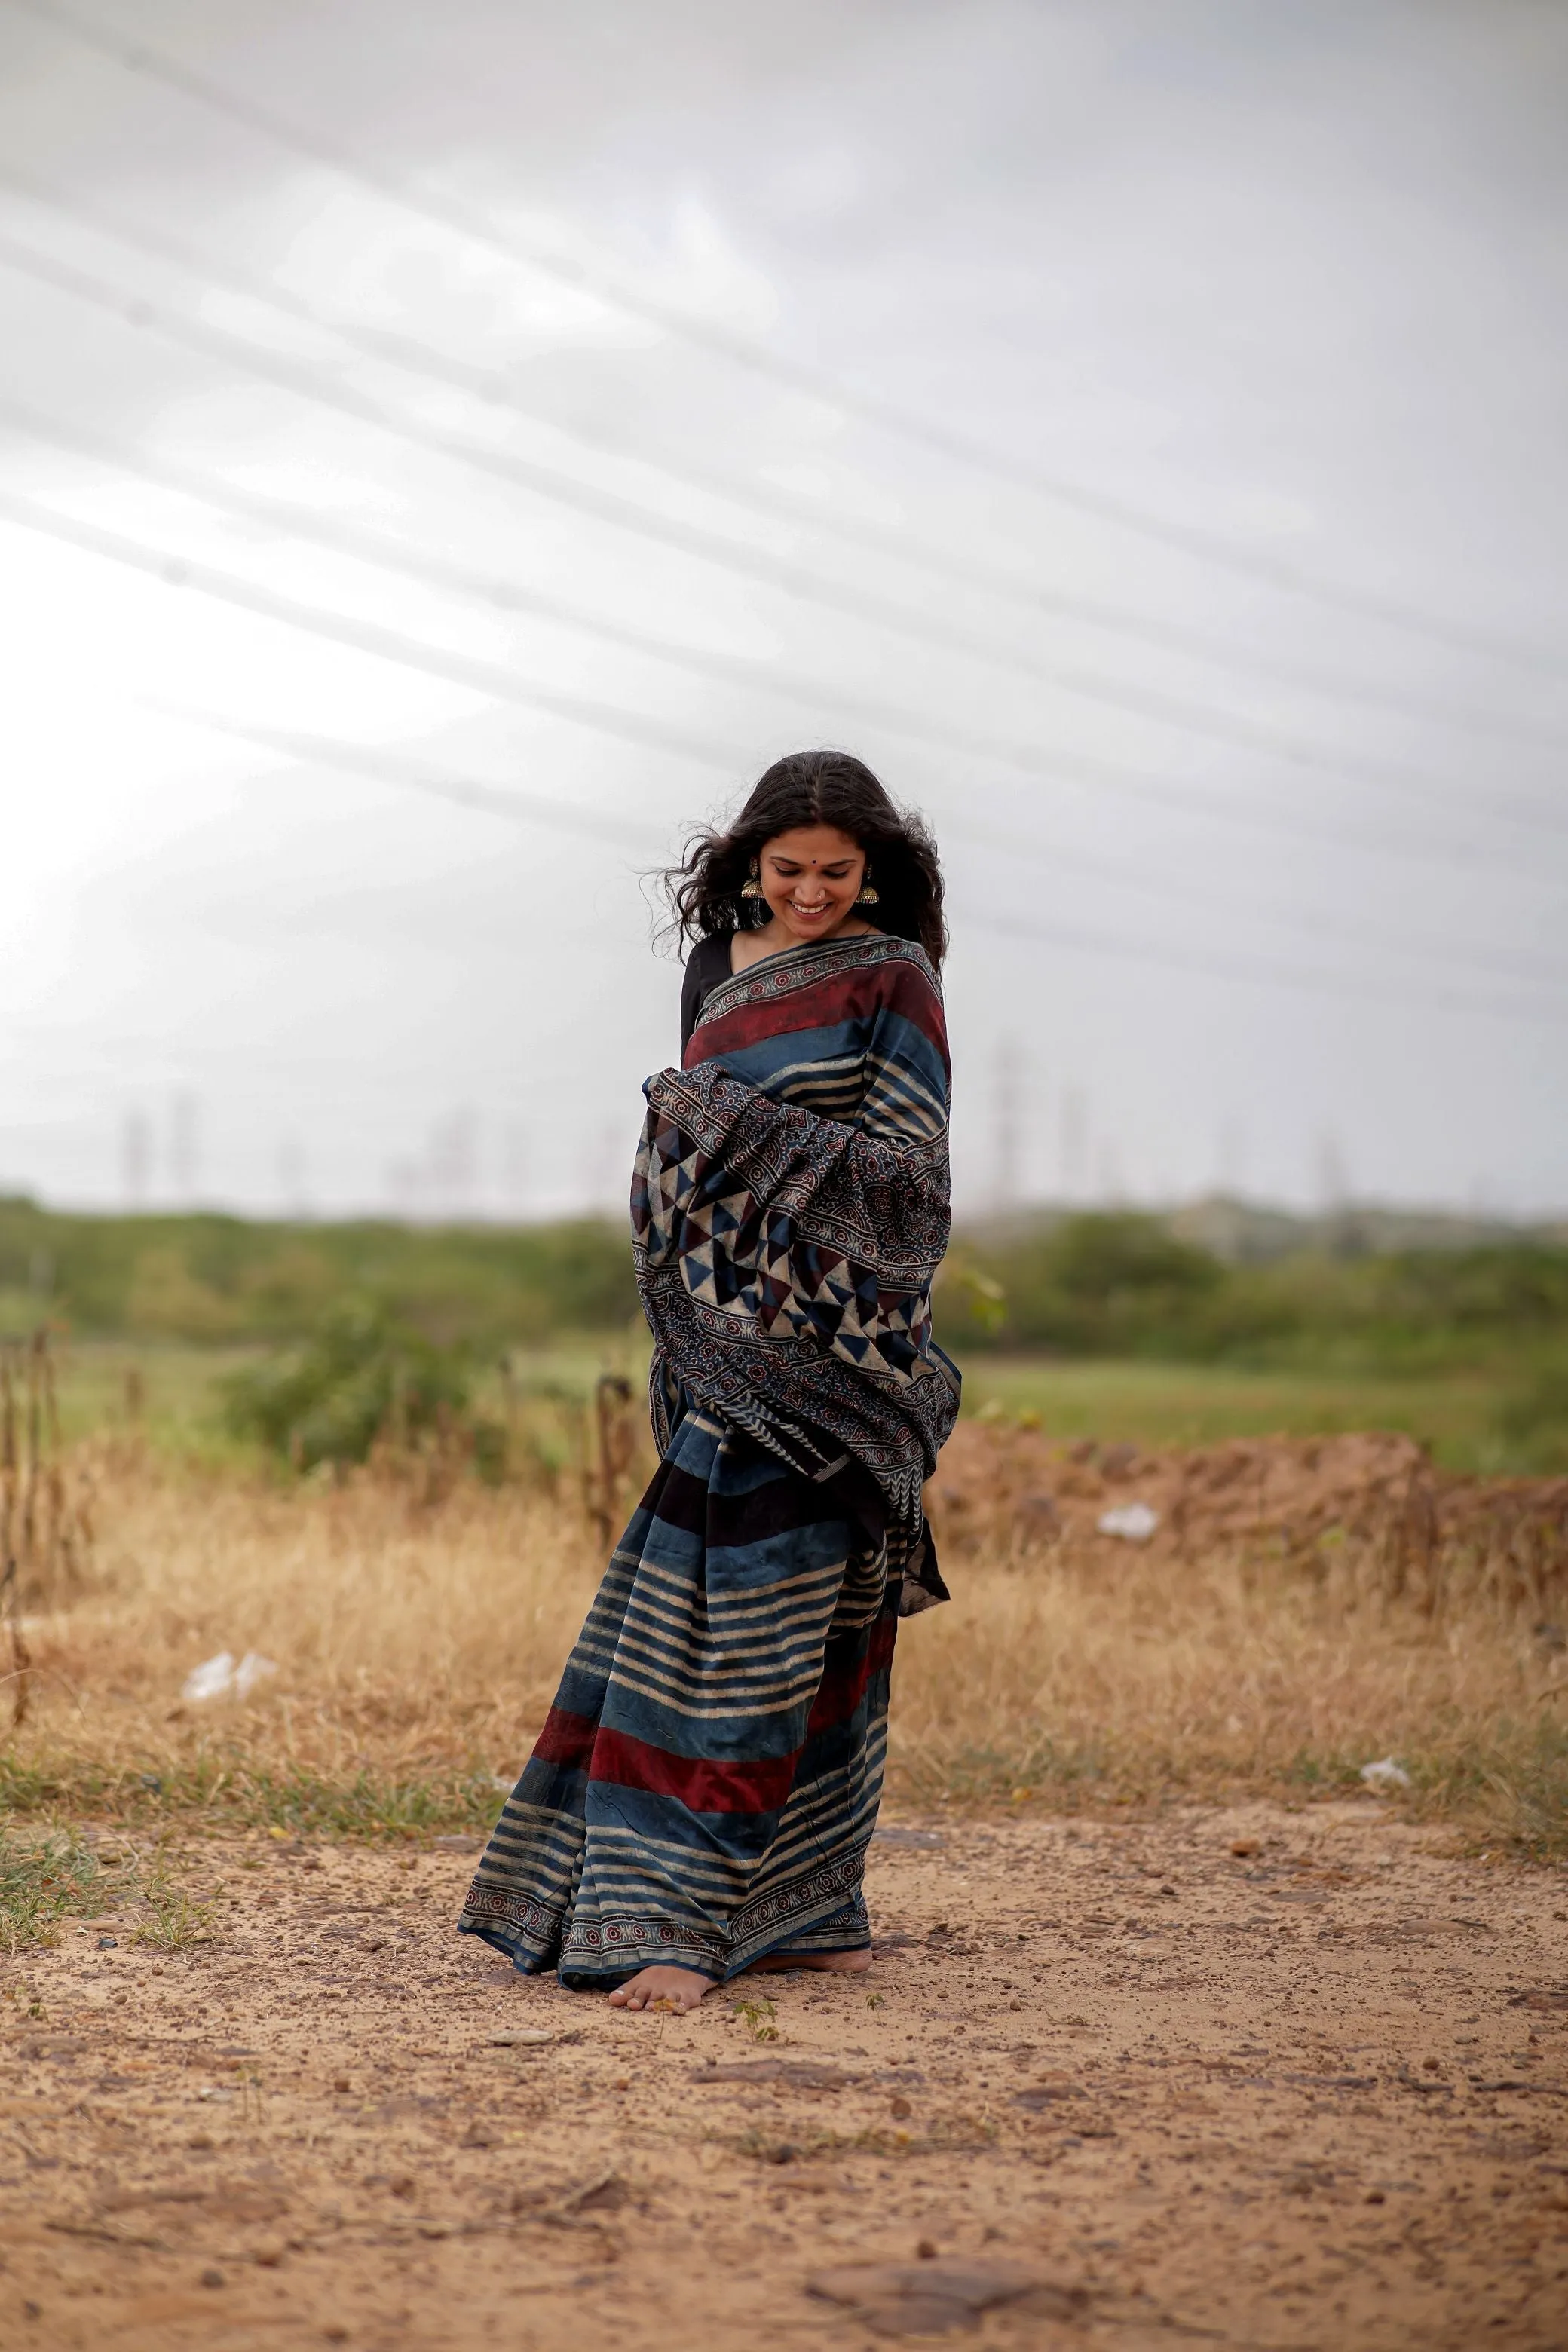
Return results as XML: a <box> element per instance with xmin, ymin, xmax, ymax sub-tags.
<box><xmin>4</xmin><ymin>1802</ymin><xmax>1566</xmax><ymax>2350</ymax></box>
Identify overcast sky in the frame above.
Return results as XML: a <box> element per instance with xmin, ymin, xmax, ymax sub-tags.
<box><xmin>2</xmin><ymin>0</ymin><xmax>1565</xmax><ymax>1224</ymax></box>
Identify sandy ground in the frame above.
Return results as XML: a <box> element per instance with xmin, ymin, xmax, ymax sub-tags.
<box><xmin>3</xmin><ymin>1802</ymin><xmax>1566</xmax><ymax>2351</ymax></box>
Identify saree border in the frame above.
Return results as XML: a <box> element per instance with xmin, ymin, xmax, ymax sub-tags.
<box><xmin>693</xmin><ymin>930</ymin><xmax>941</xmax><ymax>1043</ymax></box>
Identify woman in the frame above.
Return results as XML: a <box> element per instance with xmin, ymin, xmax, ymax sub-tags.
<box><xmin>458</xmin><ymin>749</ymin><xmax>960</xmax><ymax>2011</ymax></box>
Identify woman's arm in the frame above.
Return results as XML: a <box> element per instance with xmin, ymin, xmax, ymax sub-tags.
<box><xmin>680</xmin><ymin>934</ymin><xmax>733</xmax><ymax>1059</ymax></box>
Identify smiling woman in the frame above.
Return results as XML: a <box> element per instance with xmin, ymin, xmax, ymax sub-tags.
<box><xmin>459</xmin><ymin>751</ymin><xmax>960</xmax><ymax>2011</ymax></box>
<box><xmin>670</xmin><ymin>750</ymin><xmax>948</xmax><ymax>1054</ymax></box>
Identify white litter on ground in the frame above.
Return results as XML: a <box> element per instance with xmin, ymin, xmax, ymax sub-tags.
<box><xmin>182</xmin><ymin>1649</ymin><xmax>279</xmax><ymax>1703</ymax></box>
<box><xmin>182</xmin><ymin>1652</ymin><xmax>235</xmax><ymax>1702</ymax></box>
<box><xmin>1098</xmin><ymin>1501</ymin><xmax>1160</xmax><ymax>1542</ymax></box>
<box><xmin>1360</xmin><ymin>1756</ymin><xmax>1413</xmax><ymax>1793</ymax></box>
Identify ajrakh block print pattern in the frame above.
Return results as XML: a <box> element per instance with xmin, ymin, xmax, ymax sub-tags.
<box><xmin>459</xmin><ymin>1405</ymin><xmax>894</xmax><ymax>1986</ymax></box>
<box><xmin>635</xmin><ymin>933</ymin><xmax>960</xmax><ymax>1610</ymax></box>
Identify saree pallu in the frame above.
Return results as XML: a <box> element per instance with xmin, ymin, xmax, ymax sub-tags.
<box><xmin>460</xmin><ymin>933</ymin><xmax>959</xmax><ymax>1986</ymax></box>
<box><xmin>639</xmin><ymin>930</ymin><xmax>960</xmax><ymax>1608</ymax></box>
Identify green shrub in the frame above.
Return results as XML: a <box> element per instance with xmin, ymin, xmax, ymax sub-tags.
<box><xmin>222</xmin><ymin>1303</ymin><xmax>479</xmax><ymax>1471</ymax></box>
<box><xmin>939</xmin><ymin>1214</ymin><xmax>1223</xmax><ymax>1355</ymax></box>
<box><xmin>1498</xmin><ymin>1351</ymin><xmax>1568</xmax><ymax>1472</ymax></box>
<box><xmin>0</xmin><ymin>1196</ymin><xmax>637</xmax><ymax>1348</ymax></box>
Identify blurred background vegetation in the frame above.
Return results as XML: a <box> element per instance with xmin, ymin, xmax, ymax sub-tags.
<box><xmin>2</xmin><ymin>1190</ymin><xmax>1566</xmax><ymax>1474</ymax></box>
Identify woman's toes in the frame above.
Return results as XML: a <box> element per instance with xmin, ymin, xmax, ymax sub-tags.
<box><xmin>609</xmin><ymin>1965</ymin><xmax>713</xmax><ymax>2011</ymax></box>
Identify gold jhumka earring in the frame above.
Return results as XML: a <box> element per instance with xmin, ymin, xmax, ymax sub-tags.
<box><xmin>740</xmin><ymin>859</ymin><xmax>764</xmax><ymax>898</ymax></box>
<box><xmin>855</xmin><ymin>871</ymin><xmax>880</xmax><ymax>905</ymax></box>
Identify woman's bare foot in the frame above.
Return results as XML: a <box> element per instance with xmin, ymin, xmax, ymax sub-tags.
<box><xmin>607</xmin><ymin>1965</ymin><xmax>715</xmax><ymax>2012</ymax></box>
<box><xmin>742</xmin><ymin>1947</ymin><xmax>873</xmax><ymax>1975</ymax></box>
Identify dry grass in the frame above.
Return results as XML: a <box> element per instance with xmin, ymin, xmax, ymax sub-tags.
<box><xmin>2</xmin><ymin>1432</ymin><xmax>1565</xmax><ymax>1873</ymax></box>
<box><xmin>897</xmin><ymin>1526</ymin><xmax>1566</xmax><ymax>1834</ymax></box>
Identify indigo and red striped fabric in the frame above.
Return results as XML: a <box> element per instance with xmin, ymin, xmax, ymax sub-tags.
<box><xmin>460</xmin><ymin>1403</ymin><xmax>895</xmax><ymax>1984</ymax></box>
<box><xmin>458</xmin><ymin>933</ymin><xmax>958</xmax><ymax>1987</ymax></box>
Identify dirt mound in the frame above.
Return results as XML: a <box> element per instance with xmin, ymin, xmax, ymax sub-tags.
<box><xmin>928</xmin><ymin>1420</ymin><xmax>1568</xmax><ymax>1622</ymax></box>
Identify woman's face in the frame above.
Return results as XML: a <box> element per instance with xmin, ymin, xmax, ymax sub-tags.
<box><xmin>755</xmin><ymin>824</ymin><xmax>868</xmax><ymax>945</ymax></box>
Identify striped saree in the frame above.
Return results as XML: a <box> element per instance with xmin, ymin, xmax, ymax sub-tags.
<box><xmin>459</xmin><ymin>933</ymin><xmax>960</xmax><ymax>1987</ymax></box>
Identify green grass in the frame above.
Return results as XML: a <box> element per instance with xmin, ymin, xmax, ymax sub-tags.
<box><xmin>48</xmin><ymin>1334</ymin><xmax>652</xmax><ymax>1464</ymax></box>
<box><xmin>0</xmin><ymin>1830</ymin><xmax>109</xmax><ymax>1952</ymax></box>
<box><xmin>49</xmin><ymin>1338</ymin><xmax>1524</xmax><ymax>1475</ymax></box>
<box><xmin>51</xmin><ymin>1339</ymin><xmax>266</xmax><ymax>1460</ymax></box>
<box><xmin>960</xmin><ymin>1355</ymin><xmax>1518</xmax><ymax>1472</ymax></box>
<box><xmin>0</xmin><ymin>1198</ymin><xmax>637</xmax><ymax>1349</ymax></box>
<box><xmin>0</xmin><ymin>1750</ymin><xmax>501</xmax><ymax>1845</ymax></box>
<box><xmin>9</xmin><ymin>1722</ymin><xmax>1563</xmax><ymax>1865</ymax></box>
<box><xmin>0</xmin><ymin>1825</ymin><xmax>219</xmax><ymax>1954</ymax></box>
<box><xmin>0</xmin><ymin>1754</ymin><xmax>503</xmax><ymax>1946</ymax></box>
<box><xmin>888</xmin><ymin>1719</ymin><xmax>1568</xmax><ymax>1864</ymax></box>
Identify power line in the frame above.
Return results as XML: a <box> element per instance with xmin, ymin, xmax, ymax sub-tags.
<box><xmin>946</xmin><ymin>813</ymin><xmax>1568</xmax><ymax>995</ymax></box>
<box><xmin>142</xmin><ymin>706</ymin><xmax>672</xmax><ymax>853</ymax></box>
<box><xmin>11</xmin><ymin>0</ymin><xmax>1563</xmax><ymax>675</ymax></box>
<box><xmin>2</xmin><ymin>219</ymin><xmax>1564</xmax><ymax>846</ymax></box>
<box><xmin>250</xmin><ymin>725</ymin><xmax>1568</xmax><ymax>1000</ymax></box>
<box><xmin>0</xmin><ymin>481</ymin><xmax>746</xmax><ymax>770</ymax></box>
<box><xmin>0</xmin><ymin>428</ymin><xmax>1554</xmax><ymax>1021</ymax></box>
<box><xmin>2</xmin><ymin>159</ymin><xmax>1558</xmax><ymax>762</ymax></box>
<box><xmin>12</xmin><ymin>400</ymin><xmax>1568</xmax><ymax>988</ymax></box>
<box><xmin>11</xmin><ymin>386</ymin><xmax>1557</xmax><ymax>917</ymax></box>
<box><xmin>141</xmin><ymin>704</ymin><xmax>1567</xmax><ymax>1022</ymax></box>
<box><xmin>6</xmin><ymin>416</ymin><xmax>1560</xmax><ymax>1011</ymax></box>
<box><xmin>982</xmin><ymin>910</ymin><xmax>1557</xmax><ymax>1025</ymax></box>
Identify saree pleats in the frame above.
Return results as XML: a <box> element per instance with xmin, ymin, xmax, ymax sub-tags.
<box><xmin>459</xmin><ymin>1404</ymin><xmax>896</xmax><ymax>1987</ymax></box>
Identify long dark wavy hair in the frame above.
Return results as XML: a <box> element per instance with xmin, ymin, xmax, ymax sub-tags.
<box><xmin>663</xmin><ymin>750</ymin><xmax>946</xmax><ymax>969</ymax></box>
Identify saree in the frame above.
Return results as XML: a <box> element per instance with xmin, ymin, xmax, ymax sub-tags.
<box><xmin>458</xmin><ymin>932</ymin><xmax>960</xmax><ymax>1987</ymax></box>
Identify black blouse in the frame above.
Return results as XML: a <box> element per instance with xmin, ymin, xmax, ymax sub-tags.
<box><xmin>680</xmin><ymin>933</ymin><xmax>735</xmax><ymax>1057</ymax></box>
